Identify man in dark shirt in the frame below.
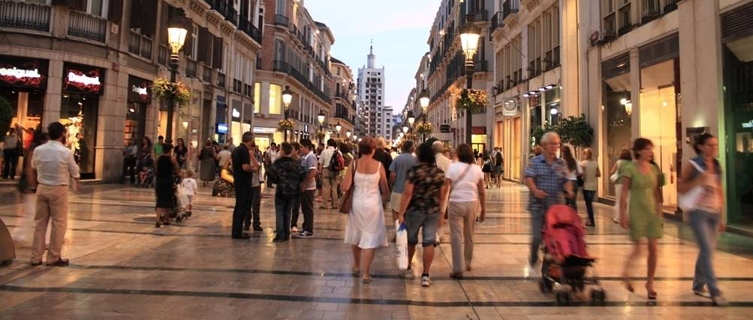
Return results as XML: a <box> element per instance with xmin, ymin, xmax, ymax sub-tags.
<box><xmin>267</xmin><ymin>142</ymin><xmax>307</xmax><ymax>242</ymax></box>
<box><xmin>373</xmin><ymin>137</ymin><xmax>393</xmax><ymax>207</ymax></box>
<box><xmin>230</xmin><ymin>132</ymin><xmax>258</xmax><ymax>239</ymax></box>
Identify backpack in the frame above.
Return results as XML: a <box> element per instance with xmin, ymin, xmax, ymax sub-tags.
<box><xmin>328</xmin><ymin>150</ymin><xmax>345</xmax><ymax>172</ymax></box>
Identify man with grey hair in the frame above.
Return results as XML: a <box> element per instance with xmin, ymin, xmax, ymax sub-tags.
<box><xmin>524</xmin><ymin>131</ymin><xmax>575</xmax><ymax>274</ymax></box>
<box><xmin>433</xmin><ymin>140</ymin><xmax>451</xmax><ymax>242</ymax></box>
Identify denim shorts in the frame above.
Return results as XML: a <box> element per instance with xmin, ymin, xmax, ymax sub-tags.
<box><xmin>405</xmin><ymin>208</ymin><xmax>440</xmax><ymax>247</ymax></box>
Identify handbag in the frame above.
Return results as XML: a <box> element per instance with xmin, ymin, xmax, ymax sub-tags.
<box><xmin>610</xmin><ymin>172</ymin><xmax>619</xmax><ymax>183</ymax></box>
<box><xmin>678</xmin><ymin>160</ymin><xmax>705</xmax><ymax>211</ymax></box>
<box><xmin>339</xmin><ymin>162</ymin><xmax>357</xmax><ymax>214</ymax></box>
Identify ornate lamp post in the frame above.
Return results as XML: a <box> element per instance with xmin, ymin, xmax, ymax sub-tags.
<box><xmin>317</xmin><ymin>109</ymin><xmax>325</xmax><ymax>143</ymax></box>
<box><xmin>335</xmin><ymin>121</ymin><xmax>342</xmax><ymax>138</ymax></box>
<box><xmin>282</xmin><ymin>86</ymin><xmax>293</xmax><ymax>141</ymax></box>
<box><xmin>346</xmin><ymin>130</ymin><xmax>352</xmax><ymax>139</ymax></box>
<box><xmin>460</xmin><ymin>14</ymin><xmax>480</xmax><ymax>145</ymax></box>
<box><xmin>165</xmin><ymin>12</ymin><xmax>188</xmax><ymax>142</ymax></box>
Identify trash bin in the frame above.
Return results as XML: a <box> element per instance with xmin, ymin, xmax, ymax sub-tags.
<box><xmin>0</xmin><ymin>218</ymin><xmax>15</xmax><ymax>266</ymax></box>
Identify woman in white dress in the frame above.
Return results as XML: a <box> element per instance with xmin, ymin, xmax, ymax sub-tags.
<box><xmin>341</xmin><ymin>137</ymin><xmax>390</xmax><ymax>283</ymax></box>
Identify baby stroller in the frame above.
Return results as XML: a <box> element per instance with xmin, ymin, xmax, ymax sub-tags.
<box><xmin>538</xmin><ymin>204</ymin><xmax>606</xmax><ymax>305</ymax></box>
<box><xmin>169</xmin><ymin>176</ymin><xmax>189</xmax><ymax>223</ymax></box>
<box><xmin>136</xmin><ymin>158</ymin><xmax>155</xmax><ymax>188</ymax></box>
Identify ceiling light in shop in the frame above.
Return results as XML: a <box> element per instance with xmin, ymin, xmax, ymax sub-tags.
<box><xmin>539</xmin><ymin>87</ymin><xmax>546</xmax><ymax>92</ymax></box>
<box><xmin>129</xmin><ymin>108</ymin><xmax>135</xmax><ymax>113</ymax></box>
<box><xmin>545</xmin><ymin>84</ymin><xmax>554</xmax><ymax>90</ymax></box>
<box><xmin>523</xmin><ymin>93</ymin><xmax>530</xmax><ymax>98</ymax></box>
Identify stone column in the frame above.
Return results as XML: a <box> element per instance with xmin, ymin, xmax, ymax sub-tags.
<box><xmin>42</xmin><ymin>59</ymin><xmax>64</xmax><ymax>128</ymax></box>
<box><xmin>560</xmin><ymin>0</ymin><xmax>581</xmax><ymax>117</ymax></box>
<box><xmin>629</xmin><ymin>48</ymin><xmax>641</xmax><ymax>139</ymax></box>
<box><xmin>96</xmin><ymin>69</ymin><xmax>127</xmax><ymax>183</ymax></box>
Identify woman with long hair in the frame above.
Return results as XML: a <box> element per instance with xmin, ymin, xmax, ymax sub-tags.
<box><xmin>174</xmin><ymin>138</ymin><xmax>188</xmax><ymax>169</ymax></box>
<box><xmin>679</xmin><ymin>133</ymin><xmax>727</xmax><ymax>306</ymax></box>
<box><xmin>610</xmin><ymin>149</ymin><xmax>633</xmax><ymax>223</ymax></box>
<box><xmin>561</xmin><ymin>145</ymin><xmax>582</xmax><ymax>211</ymax></box>
<box><xmin>341</xmin><ymin>137</ymin><xmax>389</xmax><ymax>283</ymax></box>
<box><xmin>154</xmin><ymin>143</ymin><xmax>180</xmax><ymax>228</ymax></box>
<box><xmin>620</xmin><ymin>138</ymin><xmax>664</xmax><ymax>300</ymax></box>
<box><xmin>580</xmin><ymin>148</ymin><xmax>601</xmax><ymax>227</ymax></box>
<box><xmin>446</xmin><ymin>144</ymin><xmax>486</xmax><ymax>279</ymax></box>
<box><xmin>199</xmin><ymin>139</ymin><xmax>218</xmax><ymax>186</ymax></box>
<box><xmin>212</xmin><ymin>159</ymin><xmax>235</xmax><ymax>198</ymax></box>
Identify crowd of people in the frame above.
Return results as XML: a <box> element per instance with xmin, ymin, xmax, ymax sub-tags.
<box><xmin>11</xmin><ymin>122</ymin><xmax>729</xmax><ymax>305</ymax></box>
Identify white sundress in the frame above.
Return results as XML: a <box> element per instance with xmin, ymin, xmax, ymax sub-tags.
<box><xmin>344</xmin><ymin>163</ymin><xmax>388</xmax><ymax>249</ymax></box>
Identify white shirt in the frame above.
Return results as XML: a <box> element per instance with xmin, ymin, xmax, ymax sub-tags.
<box><xmin>218</xmin><ymin>150</ymin><xmax>232</xmax><ymax>167</ymax></box>
<box><xmin>267</xmin><ymin>148</ymin><xmax>279</xmax><ymax>163</ymax></box>
<box><xmin>319</xmin><ymin>147</ymin><xmax>336</xmax><ymax>169</ymax></box>
<box><xmin>446</xmin><ymin>162</ymin><xmax>484</xmax><ymax>202</ymax></box>
<box><xmin>435</xmin><ymin>153</ymin><xmax>451</xmax><ymax>173</ymax></box>
<box><xmin>181</xmin><ymin>178</ymin><xmax>198</xmax><ymax>196</ymax></box>
<box><xmin>32</xmin><ymin>140</ymin><xmax>80</xmax><ymax>186</ymax></box>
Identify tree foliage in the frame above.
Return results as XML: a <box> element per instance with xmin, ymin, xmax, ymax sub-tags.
<box><xmin>530</xmin><ymin>114</ymin><xmax>593</xmax><ymax>149</ymax></box>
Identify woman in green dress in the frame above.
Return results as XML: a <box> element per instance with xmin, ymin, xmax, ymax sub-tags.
<box><xmin>619</xmin><ymin>138</ymin><xmax>664</xmax><ymax>300</ymax></box>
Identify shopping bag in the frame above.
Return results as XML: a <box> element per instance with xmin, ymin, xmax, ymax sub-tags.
<box><xmin>678</xmin><ymin>161</ymin><xmax>704</xmax><ymax>212</ymax></box>
<box><xmin>395</xmin><ymin>220</ymin><xmax>409</xmax><ymax>271</ymax></box>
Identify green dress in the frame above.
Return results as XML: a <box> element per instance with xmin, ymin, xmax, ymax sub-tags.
<box><xmin>623</xmin><ymin>162</ymin><xmax>664</xmax><ymax>241</ymax></box>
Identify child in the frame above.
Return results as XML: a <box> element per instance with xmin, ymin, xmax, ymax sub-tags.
<box><xmin>267</xmin><ymin>142</ymin><xmax>307</xmax><ymax>242</ymax></box>
<box><xmin>181</xmin><ymin>169</ymin><xmax>198</xmax><ymax>217</ymax></box>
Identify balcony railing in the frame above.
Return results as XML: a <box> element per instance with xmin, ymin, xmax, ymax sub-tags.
<box><xmin>0</xmin><ymin>0</ymin><xmax>50</xmax><ymax>32</ymax></box>
<box><xmin>68</xmin><ymin>10</ymin><xmax>106</xmax><ymax>43</ymax></box>
<box><xmin>490</xmin><ymin>11</ymin><xmax>503</xmax><ymax>33</ymax></box>
<box><xmin>273</xmin><ymin>60</ymin><xmax>290</xmax><ymax>73</ymax></box>
<box><xmin>128</xmin><ymin>30</ymin><xmax>152</xmax><ymax>60</ymax></box>
<box><xmin>274</xmin><ymin>14</ymin><xmax>289</xmax><ymax>27</ymax></box>
<box><xmin>239</xmin><ymin>18</ymin><xmax>262</xmax><ymax>43</ymax></box>
<box><xmin>502</xmin><ymin>0</ymin><xmax>520</xmax><ymax>22</ymax></box>
<box><xmin>186</xmin><ymin>59</ymin><xmax>197</xmax><ymax>78</ymax></box>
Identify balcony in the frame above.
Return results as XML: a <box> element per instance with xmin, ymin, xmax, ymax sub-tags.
<box><xmin>664</xmin><ymin>0</ymin><xmax>681</xmax><ymax>13</ymax></box>
<box><xmin>502</xmin><ymin>0</ymin><xmax>520</xmax><ymax>23</ymax></box>
<box><xmin>238</xmin><ymin>18</ymin><xmax>262</xmax><ymax>44</ymax></box>
<box><xmin>186</xmin><ymin>59</ymin><xmax>197</xmax><ymax>78</ymax></box>
<box><xmin>490</xmin><ymin>11</ymin><xmax>503</xmax><ymax>34</ymax></box>
<box><xmin>0</xmin><ymin>0</ymin><xmax>51</xmax><ymax>32</ymax></box>
<box><xmin>68</xmin><ymin>10</ymin><xmax>106</xmax><ymax>43</ymax></box>
<box><xmin>274</xmin><ymin>14</ymin><xmax>289</xmax><ymax>27</ymax></box>
<box><xmin>207</xmin><ymin>0</ymin><xmax>237</xmax><ymax>26</ymax></box>
<box><xmin>216</xmin><ymin>71</ymin><xmax>226</xmax><ymax>88</ymax></box>
<box><xmin>128</xmin><ymin>30</ymin><xmax>152</xmax><ymax>60</ymax></box>
<box><xmin>273</xmin><ymin>60</ymin><xmax>290</xmax><ymax>73</ymax></box>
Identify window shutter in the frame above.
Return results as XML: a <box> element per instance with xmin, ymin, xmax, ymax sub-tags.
<box><xmin>129</xmin><ymin>0</ymin><xmax>144</xmax><ymax>29</ymax></box>
<box><xmin>197</xmin><ymin>27</ymin><xmax>210</xmax><ymax>62</ymax></box>
<box><xmin>107</xmin><ymin>0</ymin><xmax>123</xmax><ymax>22</ymax></box>
<box><xmin>183</xmin><ymin>21</ymin><xmax>193</xmax><ymax>56</ymax></box>
<box><xmin>141</xmin><ymin>0</ymin><xmax>159</xmax><ymax>36</ymax></box>
<box><xmin>159</xmin><ymin>3</ymin><xmax>169</xmax><ymax>44</ymax></box>
<box><xmin>212</xmin><ymin>36</ymin><xmax>223</xmax><ymax>69</ymax></box>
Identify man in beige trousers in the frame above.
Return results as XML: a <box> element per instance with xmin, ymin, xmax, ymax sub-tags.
<box><xmin>30</xmin><ymin>122</ymin><xmax>80</xmax><ymax>267</ymax></box>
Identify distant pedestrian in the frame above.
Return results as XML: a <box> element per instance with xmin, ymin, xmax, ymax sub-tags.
<box><xmin>243</xmin><ymin>141</ymin><xmax>263</xmax><ymax>232</ymax></box>
<box><xmin>433</xmin><ymin>140</ymin><xmax>451</xmax><ymax>242</ymax></box>
<box><xmin>619</xmin><ymin>138</ymin><xmax>663</xmax><ymax>300</ymax></box>
<box><xmin>122</xmin><ymin>140</ymin><xmax>138</xmax><ymax>184</ymax></box>
<box><xmin>524</xmin><ymin>132</ymin><xmax>575</xmax><ymax>273</ymax></box>
<box><xmin>267</xmin><ymin>142</ymin><xmax>307</xmax><ymax>242</ymax></box>
<box><xmin>180</xmin><ymin>169</ymin><xmax>198</xmax><ymax>217</ymax></box>
<box><xmin>174</xmin><ymin>138</ymin><xmax>188</xmax><ymax>169</ymax></box>
<box><xmin>30</xmin><ymin>122</ymin><xmax>80</xmax><ymax>267</ymax></box>
<box><xmin>293</xmin><ymin>139</ymin><xmax>318</xmax><ymax>238</ymax></box>
<box><xmin>153</xmin><ymin>136</ymin><xmax>165</xmax><ymax>157</ymax></box>
<box><xmin>561</xmin><ymin>145</ymin><xmax>582</xmax><ymax>212</ymax></box>
<box><xmin>610</xmin><ymin>149</ymin><xmax>633</xmax><ymax>223</ymax></box>
<box><xmin>580</xmin><ymin>148</ymin><xmax>601</xmax><ymax>227</ymax></box>
<box><xmin>446</xmin><ymin>144</ymin><xmax>486</xmax><ymax>279</ymax></box>
<box><xmin>230</xmin><ymin>132</ymin><xmax>259</xmax><ymax>239</ymax></box>
<box><xmin>199</xmin><ymin>139</ymin><xmax>218</xmax><ymax>186</ymax></box>
<box><xmin>2</xmin><ymin>127</ymin><xmax>20</xmax><ymax>180</ymax></box>
<box><xmin>389</xmin><ymin>140</ymin><xmax>417</xmax><ymax>230</ymax></box>
<box><xmin>679</xmin><ymin>133</ymin><xmax>727</xmax><ymax>306</ymax></box>
<box><xmin>318</xmin><ymin>139</ymin><xmax>340</xmax><ymax>210</ymax></box>
<box><xmin>154</xmin><ymin>143</ymin><xmax>179</xmax><ymax>228</ymax></box>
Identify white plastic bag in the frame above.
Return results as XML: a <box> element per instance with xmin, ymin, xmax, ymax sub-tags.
<box><xmin>678</xmin><ymin>161</ymin><xmax>705</xmax><ymax>211</ymax></box>
<box><xmin>395</xmin><ymin>220</ymin><xmax>408</xmax><ymax>271</ymax></box>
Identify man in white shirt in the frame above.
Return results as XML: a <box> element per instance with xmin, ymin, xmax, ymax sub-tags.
<box><xmin>318</xmin><ymin>139</ymin><xmax>339</xmax><ymax>209</ymax></box>
<box><xmin>433</xmin><ymin>140</ymin><xmax>452</xmax><ymax>242</ymax></box>
<box><xmin>30</xmin><ymin>122</ymin><xmax>80</xmax><ymax>267</ymax></box>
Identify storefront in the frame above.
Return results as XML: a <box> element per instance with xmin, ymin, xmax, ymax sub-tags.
<box><xmin>60</xmin><ymin>62</ymin><xmax>105</xmax><ymax>179</ymax></box>
<box><xmin>0</xmin><ymin>55</ymin><xmax>48</xmax><ymax>147</ymax></box>
<box><xmin>495</xmin><ymin>97</ymin><xmax>522</xmax><ymax>181</ymax></box>
<box><xmin>601</xmin><ymin>53</ymin><xmax>633</xmax><ymax>198</ymax></box>
<box><xmin>471</xmin><ymin>126</ymin><xmax>487</xmax><ymax>155</ymax></box>
<box><xmin>125</xmin><ymin>76</ymin><xmax>151</xmax><ymax>146</ymax></box>
<box><xmin>722</xmin><ymin>2</ymin><xmax>753</xmax><ymax>231</ymax></box>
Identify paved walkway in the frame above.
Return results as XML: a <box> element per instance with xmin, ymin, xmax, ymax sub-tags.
<box><xmin>1</xmin><ymin>182</ymin><xmax>752</xmax><ymax>319</ymax></box>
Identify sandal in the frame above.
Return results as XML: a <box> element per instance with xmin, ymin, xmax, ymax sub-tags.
<box><xmin>622</xmin><ymin>279</ymin><xmax>635</xmax><ymax>293</ymax></box>
<box><xmin>362</xmin><ymin>275</ymin><xmax>372</xmax><ymax>283</ymax></box>
<box><xmin>646</xmin><ymin>284</ymin><xmax>657</xmax><ymax>300</ymax></box>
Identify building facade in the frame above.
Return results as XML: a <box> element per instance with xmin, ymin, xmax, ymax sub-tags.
<box><xmin>0</xmin><ymin>0</ymin><xmax>262</xmax><ymax>181</ymax></box>
<box><xmin>328</xmin><ymin>57</ymin><xmax>356</xmax><ymax>142</ymax></box>
<box><xmin>357</xmin><ymin>45</ymin><xmax>389</xmax><ymax>142</ymax></box>
<box><xmin>254</xmin><ymin>0</ymin><xmax>334</xmax><ymax>149</ymax></box>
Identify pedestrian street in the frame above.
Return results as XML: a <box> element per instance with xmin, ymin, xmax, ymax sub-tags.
<box><xmin>1</xmin><ymin>182</ymin><xmax>752</xmax><ymax>319</ymax></box>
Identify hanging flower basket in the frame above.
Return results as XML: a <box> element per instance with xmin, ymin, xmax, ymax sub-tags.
<box><xmin>415</xmin><ymin>122</ymin><xmax>433</xmax><ymax>135</ymax></box>
<box><xmin>454</xmin><ymin>89</ymin><xmax>487</xmax><ymax>111</ymax></box>
<box><xmin>153</xmin><ymin>78</ymin><xmax>191</xmax><ymax>106</ymax></box>
<box><xmin>316</xmin><ymin>131</ymin><xmax>326</xmax><ymax>139</ymax></box>
<box><xmin>277</xmin><ymin>119</ymin><xmax>294</xmax><ymax>132</ymax></box>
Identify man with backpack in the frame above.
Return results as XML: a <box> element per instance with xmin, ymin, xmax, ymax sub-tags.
<box><xmin>318</xmin><ymin>139</ymin><xmax>344</xmax><ymax>210</ymax></box>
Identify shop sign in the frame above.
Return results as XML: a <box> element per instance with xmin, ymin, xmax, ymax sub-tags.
<box><xmin>216</xmin><ymin>123</ymin><xmax>228</xmax><ymax>134</ymax></box>
<box><xmin>127</xmin><ymin>76</ymin><xmax>151</xmax><ymax>102</ymax></box>
<box><xmin>253</xmin><ymin>127</ymin><xmax>277</xmax><ymax>134</ymax></box>
<box><xmin>471</xmin><ymin>126</ymin><xmax>486</xmax><ymax>135</ymax></box>
<box><xmin>743</xmin><ymin>120</ymin><xmax>753</xmax><ymax>129</ymax></box>
<box><xmin>0</xmin><ymin>56</ymin><xmax>48</xmax><ymax>89</ymax></box>
<box><xmin>63</xmin><ymin>63</ymin><xmax>105</xmax><ymax>95</ymax></box>
<box><xmin>232</xmin><ymin>108</ymin><xmax>240</xmax><ymax>118</ymax></box>
<box><xmin>502</xmin><ymin>99</ymin><xmax>518</xmax><ymax>116</ymax></box>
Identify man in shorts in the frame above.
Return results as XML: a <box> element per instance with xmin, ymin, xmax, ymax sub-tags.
<box><xmin>389</xmin><ymin>140</ymin><xmax>417</xmax><ymax>235</ymax></box>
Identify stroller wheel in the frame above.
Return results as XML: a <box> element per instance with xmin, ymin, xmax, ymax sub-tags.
<box><xmin>555</xmin><ymin>291</ymin><xmax>571</xmax><ymax>306</ymax></box>
<box><xmin>590</xmin><ymin>289</ymin><xmax>606</xmax><ymax>306</ymax></box>
<box><xmin>539</xmin><ymin>278</ymin><xmax>553</xmax><ymax>293</ymax></box>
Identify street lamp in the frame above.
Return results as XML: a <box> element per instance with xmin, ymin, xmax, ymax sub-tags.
<box><xmin>335</xmin><ymin>121</ymin><xmax>342</xmax><ymax>137</ymax></box>
<box><xmin>282</xmin><ymin>86</ymin><xmax>293</xmax><ymax>141</ymax></box>
<box><xmin>317</xmin><ymin>110</ymin><xmax>325</xmax><ymax>143</ymax></box>
<box><xmin>352</xmin><ymin>134</ymin><xmax>357</xmax><ymax>141</ymax></box>
<box><xmin>407</xmin><ymin>111</ymin><xmax>415</xmax><ymax>126</ymax></box>
<box><xmin>164</xmin><ymin>11</ymin><xmax>188</xmax><ymax>142</ymax></box>
<box><xmin>460</xmin><ymin>14</ymin><xmax>480</xmax><ymax>145</ymax></box>
<box><xmin>346</xmin><ymin>130</ymin><xmax>352</xmax><ymax>139</ymax></box>
<box><xmin>418</xmin><ymin>89</ymin><xmax>430</xmax><ymax>112</ymax></box>
<box><xmin>402</xmin><ymin>125</ymin><xmax>409</xmax><ymax>134</ymax></box>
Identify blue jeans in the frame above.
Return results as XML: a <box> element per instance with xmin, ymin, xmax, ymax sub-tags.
<box><xmin>529</xmin><ymin>207</ymin><xmax>546</xmax><ymax>266</ymax></box>
<box><xmin>274</xmin><ymin>193</ymin><xmax>295</xmax><ymax>240</ymax></box>
<box><xmin>583</xmin><ymin>190</ymin><xmax>596</xmax><ymax>224</ymax></box>
<box><xmin>689</xmin><ymin>210</ymin><xmax>722</xmax><ymax>296</ymax></box>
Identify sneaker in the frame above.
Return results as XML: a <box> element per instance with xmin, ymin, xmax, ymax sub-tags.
<box><xmin>402</xmin><ymin>269</ymin><xmax>415</xmax><ymax>279</ymax></box>
<box><xmin>693</xmin><ymin>288</ymin><xmax>710</xmax><ymax>298</ymax></box>
<box><xmin>712</xmin><ymin>295</ymin><xmax>728</xmax><ymax>306</ymax></box>
<box><xmin>421</xmin><ymin>275</ymin><xmax>431</xmax><ymax>287</ymax></box>
<box><xmin>293</xmin><ymin>231</ymin><xmax>314</xmax><ymax>238</ymax></box>
<box><xmin>291</xmin><ymin>226</ymin><xmax>299</xmax><ymax>233</ymax></box>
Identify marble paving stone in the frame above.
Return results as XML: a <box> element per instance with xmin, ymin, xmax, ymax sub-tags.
<box><xmin>0</xmin><ymin>183</ymin><xmax>752</xmax><ymax>319</ymax></box>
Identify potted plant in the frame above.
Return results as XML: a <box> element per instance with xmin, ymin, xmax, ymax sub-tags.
<box><xmin>415</xmin><ymin>122</ymin><xmax>433</xmax><ymax>135</ymax></box>
<box><xmin>153</xmin><ymin>78</ymin><xmax>191</xmax><ymax>107</ymax></box>
<box><xmin>455</xmin><ymin>88</ymin><xmax>488</xmax><ymax>114</ymax></box>
<box><xmin>277</xmin><ymin>119</ymin><xmax>294</xmax><ymax>132</ymax></box>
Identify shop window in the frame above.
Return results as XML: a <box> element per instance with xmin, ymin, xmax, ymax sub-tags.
<box><xmin>60</xmin><ymin>93</ymin><xmax>98</xmax><ymax>177</ymax></box>
<box><xmin>269</xmin><ymin>84</ymin><xmax>282</xmax><ymax>114</ymax></box>
<box><xmin>254</xmin><ymin>82</ymin><xmax>261</xmax><ymax>113</ymax></box>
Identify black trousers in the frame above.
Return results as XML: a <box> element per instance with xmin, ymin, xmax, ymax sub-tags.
<box><xmin>122</xmin><ymin>157</ymin><xmax>137</xmax><ymax>184</ymax></box>
<box><xmin>232</xmin><ymin>187</ymin><xmax>252</xmax><ymax>236</ymax></box>
<box><xmin>244</xmin><ymin>186</ymin><xmax>262</xmax><ymax>228</ymax></box>
<box><xmin>300</xmin><ymin>190</ymin><xmax>315</xmax><ymax>233</ymax></box>
<box><xmin>2</xmin><ymin>149</ymin><xmax>18</xmax><ymax>179</ymax></box>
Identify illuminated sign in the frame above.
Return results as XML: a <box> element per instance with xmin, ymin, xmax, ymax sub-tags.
<box><xmin>0</xmin><ymin>56</ymin><xmax>48</xmax><ymax>89</ymax></box>
<box><xmin>63</xmin><ymin>63</ymin><xmax>105</xmax><ymax>95</ymax></box>
<box><xmin>216</xmin><ymin>123</ymin><xmax>228</xmax><ymax>134</ymax></box>
<box><xmin>743</xmin><ymin>120</ymin><xmax>753</xmax><ymax>129</ymax></box>
<box><xmin>232</xmin><ymin>108</ymin><xmax>240</xmax><ymax>118</ymax></box>
<box><xmin>127</xmin><ymin>76</ymin><xmax>151</xmax><ymax>102</ymax></box>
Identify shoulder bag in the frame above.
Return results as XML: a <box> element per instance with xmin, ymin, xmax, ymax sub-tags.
<box><xmin>678</xmin><ymin>160</ymin><xmax>704</xmax><ymax>212</ymax></box>
<box><xmin>339</xmin><ymin>161</ymin><xmax>357</xmax><ymax>214</ymax></box>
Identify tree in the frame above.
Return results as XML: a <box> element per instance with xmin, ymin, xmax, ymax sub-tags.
<box><xmin>560</xmin><ymin>114</ymin><xmax>594</xmax><ymax>149</ymax></box>
<box><xmin>0</xmin><ymin>96</ymin><xmax>12</xmax><ymax>136</ymax></box>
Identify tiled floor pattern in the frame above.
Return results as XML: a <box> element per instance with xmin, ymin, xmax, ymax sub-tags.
<box><xmin>1</xmin><ymin>182</ymin><xmax>752</xmax><ymax>319</ymax></box>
